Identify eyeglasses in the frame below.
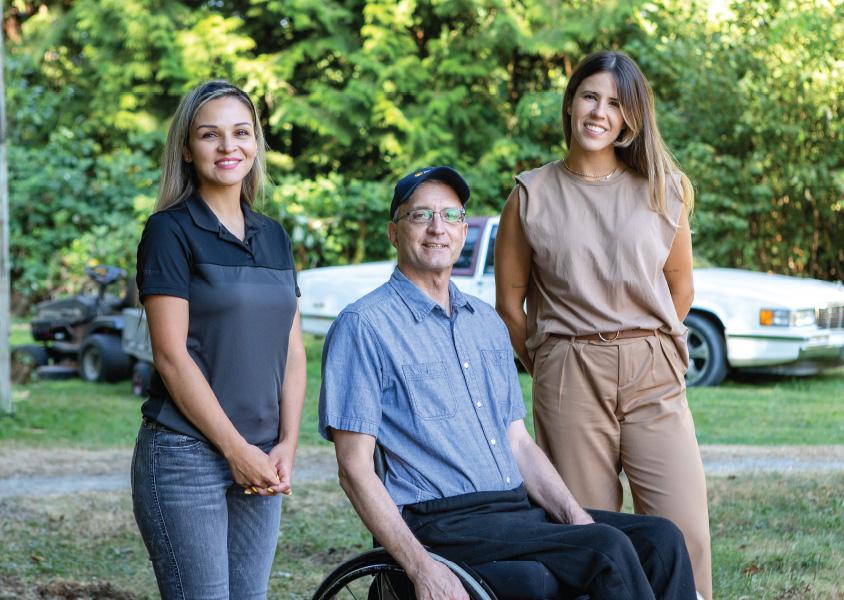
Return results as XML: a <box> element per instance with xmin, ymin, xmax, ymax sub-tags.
<box><xmin>394</xmin><ymin>208</ymin><xmax>466</xmax><ymax>225</ymax></box>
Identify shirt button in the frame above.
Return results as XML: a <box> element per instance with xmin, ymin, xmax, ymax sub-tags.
<box><xmin>463</xmin><ymin>362</ymin><xmax>470</xmax><ymax>369</ymax></box>
<box><xmin>490</xmin><ymin>438</ymin><xmax>496</xmax><ymax>445</ymax></box>
<box><xmin>476</xmin><ymin>401</ymin><xmax>482</xmax><ymax>408</ymax></box>
<box><xmin>506</xmin><ymin>477</ymin><xmax>511</xmax><ymax>483</ymax></box>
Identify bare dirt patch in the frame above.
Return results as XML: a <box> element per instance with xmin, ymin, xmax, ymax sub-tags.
<box><xmin>0</xmin><ymin>574</ymin><xmax>143</xmax><ymax>600</ymax></box>
<box><xmin>4</xmin><ymin>444</ymin><xmax>843</xmax><ymax>479</ymax></box>
<box><xmin>1</xmin><ymin>444</ymin><xmax>842</xmax><ymax>499</ymax></box>
<box><xmin>700</xmin><ymin>444</ymin><xmax>844</xmax><ymax>475</ymax></box>
<box><xmin>0</xmin><ymin>445</ymin><xmax>338</xmax><ymax>498</ymax></box>
<box><xmin>0</xmin><ymin>448</ymin><xmax>131</xmax><ymax>478</ymax></box>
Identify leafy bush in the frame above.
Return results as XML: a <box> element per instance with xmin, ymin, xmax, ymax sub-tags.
<box><xmin>6</xmin><ymin>0</ymin><xmax>842</xmax><ymax>310</ymax></box>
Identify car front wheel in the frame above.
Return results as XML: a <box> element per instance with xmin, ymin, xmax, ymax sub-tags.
<box><xmin>683</xmin><ymin>313</ymin><xmax>728</xmax><ymax>387</ymax></box>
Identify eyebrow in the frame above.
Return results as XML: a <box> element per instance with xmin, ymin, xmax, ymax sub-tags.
<box><xmin>196</xmin><ymin>122</ymin><xmax>253</xmax><ymax>130</ymax></box>
<box><xmin>581</xmin><ymin>89</ymin><xmax>619</xmax><ymax>102</ymax></box>
<box><xmin>404</xmin><ymin>206</ymin><xmax>462</xmax><ymax>212</ymax></box>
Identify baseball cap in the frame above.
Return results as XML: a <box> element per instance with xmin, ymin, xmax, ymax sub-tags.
<box><xmin>390</xmin><ymin>166</ymin><xmax>471</xmax><ymax>220</ymax></box>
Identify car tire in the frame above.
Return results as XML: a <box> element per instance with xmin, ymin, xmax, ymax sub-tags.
<box><xmin>132</xmin><ymin>361</ymin><xmax>154</xmax><ymax>397</ymax></box>
<box><xmin>10</xmin><ymin>345</ymin><xmax>49</xmax><ymax>384</ymax></box>
<box><xmin>684</xmin><ymin>312</ymin><xmax>728</xmax><ymax>387</ymax></box>
<box><xmin>79</xmin><ymin>334</ymin><xmax>132</xmax><ymax>383</ymax></box>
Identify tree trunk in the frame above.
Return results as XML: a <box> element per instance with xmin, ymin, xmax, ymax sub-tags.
<box><xmin>1</xmin><ymin>0</ymin><xmax>13</xmax><ymax>416</ymax></box>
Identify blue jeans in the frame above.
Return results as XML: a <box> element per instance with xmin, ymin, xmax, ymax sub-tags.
<box><xmin>131</xmin><ymin>420</ymin><xmax>282</xmax><ymax>600</ymax></box>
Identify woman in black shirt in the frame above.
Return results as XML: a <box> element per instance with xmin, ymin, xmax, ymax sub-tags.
<box><xmin>132</xmin><ymin>80</ymin><xmax>305</xmax><ymax>599</ymax></box>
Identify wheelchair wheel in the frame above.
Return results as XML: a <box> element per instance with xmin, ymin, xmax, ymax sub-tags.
<box><xmin>312</xmin><ymin>549</ymin><xmax>496</xmax><ymax>600</ymax></box>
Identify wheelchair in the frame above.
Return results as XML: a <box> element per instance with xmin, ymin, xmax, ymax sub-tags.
<box><xmin>312</xmin><ymin>547</ymin><xmax>563</xmax><ymax>600</ymax></box>
<box><xmin>312</xmin><ymin>447</ymin><xmax>567</xmax><ymax>600</ymax></box>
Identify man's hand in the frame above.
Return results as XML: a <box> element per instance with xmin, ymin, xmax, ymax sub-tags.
<box><xmin>566</xmin><ymin>506</ymin><xmax>595</xmax><ymax>525</ymax></box>
<box><xmin>508</xmin><ymin>420</ymin><xmax>595</xmax><ymax>526</ymax></box>
<box><xmin>409</xmin><ymin>559</ymin><xmax>470</xmax><ymax>600</ymax></box>
<box><xmin>333</xmin><ymin>431</ymin><xmax>470</xmax><ymax>600</ymax></box>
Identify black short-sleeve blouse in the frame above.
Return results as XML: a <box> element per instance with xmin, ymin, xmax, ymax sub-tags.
<box><xmin>136</xmin><ymin>194</ymin><xmax>300</xmax><ymax>445</ymax></box>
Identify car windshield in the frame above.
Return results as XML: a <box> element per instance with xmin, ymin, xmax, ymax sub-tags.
<box><xmin>484</xmin><ymin>225</ymin><xmax>497</xmax><ymax>275</ymax></box>
<box><xmin>454</xmin><ymin>225</ymin><xmax>480</xmax><ymax>271</ymax></box>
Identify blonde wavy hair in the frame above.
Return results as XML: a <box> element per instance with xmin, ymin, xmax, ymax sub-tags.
<box><xmin>562</xmin><ymin>51</ymin><xmax>694</xmax><ymax>217</ymax></box>
<box><xmin>155</xmin><ymin>80</ymin><xmax>267</xmax><ymax>212</ymax></box>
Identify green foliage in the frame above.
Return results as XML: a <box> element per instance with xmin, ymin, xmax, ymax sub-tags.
<box><xmin>7</xmin><ymin>128</ymin><xmax>157</xmax><ymax>300</ymax></box>
<box><xmin>629</xmin><ymin>0</ymin><xmax>844</xmax><ymax>279</ymax></box>
<box><xmin>266</xmin><ymin>174</ymin><xmax>394</xmax><ymax>268</ymax></box>
<box><xmin>5</xmin><ymin>0</ymin><xmax>843</xmax><ymax>308</ymax></box>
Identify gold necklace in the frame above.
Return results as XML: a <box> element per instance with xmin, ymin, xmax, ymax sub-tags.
<box><xmin>562</xmin><ymin>159</ymin><xmax>618</xmax><ymax>180</ymax></box>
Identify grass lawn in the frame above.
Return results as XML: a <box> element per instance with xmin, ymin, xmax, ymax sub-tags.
<box><xmin>518</xmin><ymin>368</ymin><xmax>844</xmax><ymax>445</ymax></box>
<box><xmin>1</xmin><ymin>474</ymin><xmax>842</xmax><ymax>599</ymax></box>
<box><xmin>0</xmin><ymin>333</ymin><xmax>328</xmax><ymax>449</ymax></box>
<box><xmin>686</xmin><ymin>371</ymin><xmax>844</xmax><ymax>445</ymax></box>
<box><xmin>4</xmin><ymin>334</ymin><xmax>842</xmax><ymax>448</ymax></box>
<box><xmin>2</xmin><ymin>334</ymin><xmax>843</xmax><ymax>598</ymax></box>
<box><xmin>0</xmin><ymin>380</ymin><xmax>140</xmax><ymax>448</ymax></box>
<box><xmin>9</xmin><ymin>320</ymin><xmax>33</xmax><ymax>347</ymax></box>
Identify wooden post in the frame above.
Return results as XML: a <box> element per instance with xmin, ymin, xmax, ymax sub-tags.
<box><xmin>0</xmin><ymin>1</ymin><xmax>13</xmax><ymax>416</ymax></box>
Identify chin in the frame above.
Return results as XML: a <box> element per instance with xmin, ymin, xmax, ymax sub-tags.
<box><xmin>576</xmin><ymin>138</ymin><xmax>612</xmax><ymax>153</ymax></box>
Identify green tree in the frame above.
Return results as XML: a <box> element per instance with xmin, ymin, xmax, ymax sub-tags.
<box><xmin>5</xmin><ymin>0</ymin><xmax>842</xmax><ymax>309</ymax></box>
<box><xmin>630</xmin><ymin>0</ymin><xmax>844</xmax><ymax>279</ymax></box>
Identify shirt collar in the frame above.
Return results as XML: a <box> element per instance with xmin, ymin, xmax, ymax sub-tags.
<box><xmin>388</xmin><ymin>267</ymin><xmax>474</xmax><ymax>322</ymax></box>
<box><xmin>185</xmin><ymin>193</ymin><xmax>266</xmax><ymax>236</ymax></box>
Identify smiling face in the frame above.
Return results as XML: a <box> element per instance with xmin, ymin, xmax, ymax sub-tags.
<box><xmin>184</xmin><ymin>96</ymin><xmax>257</xmax><ymax>195</ymax></box>
<box><xmin>567</xmin><ymin>71</ymin><xmax>627</xmax><ymax>155</ymax></box>
<box><xmin>388</xmin><ymin>181</ymin><xmax>468</xmax><ymax>281</ymax></box>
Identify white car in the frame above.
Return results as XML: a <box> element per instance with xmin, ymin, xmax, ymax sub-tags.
<box><xmin>298</xmin><ymin>216</ymin><xmax>844</xmax><ymax>386</ymax></box>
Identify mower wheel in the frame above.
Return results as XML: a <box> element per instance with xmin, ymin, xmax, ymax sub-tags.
<box><xmin>79</xmin><ymin>334</ymin><xmax>131</xmax><ymax>382</ymax></box>
<box><xmin>11</xmin><ymin>345</ymin><xmax>49</xmax><ymax>384</ymax></box>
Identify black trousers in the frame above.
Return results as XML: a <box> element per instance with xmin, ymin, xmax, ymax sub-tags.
<box><xmin>402</xmin><ymin>485</ymin><xmax>696</xmax><ymax>600</ymax></box>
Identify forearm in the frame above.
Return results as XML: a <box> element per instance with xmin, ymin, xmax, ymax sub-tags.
<box><xmin>669</xmin><ymin>284</ymin><xmax>694</xmax><ymax>321</ymax></box>
<box><xmin>155</xmin><ymin>351</ymin><xmax>247</xmax><ymax>457</ymax></box>
<box><xmin>339</xmin><ymin>466</ymin><xmax>434</xmax><ymax>578</ymax></box>
<box><xmin>278</xmin><ymin>341</ymin><xmax>306</xmax><ymax>445</ymax></box>
<box><xmin>146</xmin><ymin>296</ymin><xmax>279</xmax><ymax>493</ymax></box>
<box><xmin>509</xmin><ymin>424</ymin><xmax>591</xmax><ymax>524</ymax></box>
<box><xmin>664</xmin><ymin>210</ymin><xmax>694</xmax><ymax>322</ymax></box>
<box><xmin>495</xmin><ymin>186</ymin><xmax>534</xmax><ymax>373</ymax></box>
<box><xmin>497</xmin><ymin>302</ymin><xmax>533</xmax><ymax>374</ymax></box>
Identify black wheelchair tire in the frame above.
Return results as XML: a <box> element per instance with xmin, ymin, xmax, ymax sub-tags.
<box><xmin>312</xmin><ymin>549</ymin><xmax>495</xmax><ymax>600</ymax></box>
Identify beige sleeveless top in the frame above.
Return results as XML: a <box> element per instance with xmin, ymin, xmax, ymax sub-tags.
<box><xmin>516</xmin><ymin>160</ymin><xmax>688</xmax><ymax>362</ymax></box>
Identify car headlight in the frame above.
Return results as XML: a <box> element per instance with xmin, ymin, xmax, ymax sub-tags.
<box><xmin>759</xmin><ymin>308</ymin><xmax>816</xmax><ymax>327</ymax></box>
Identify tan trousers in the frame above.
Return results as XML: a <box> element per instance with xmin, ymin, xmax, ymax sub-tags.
<box><xmin>532</xmin><ymin>333</ymin><xmax>712</xmax><ymax>600</ymax></box>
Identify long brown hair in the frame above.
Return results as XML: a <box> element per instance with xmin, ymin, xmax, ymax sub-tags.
<box><xmin>562</xmin><ymin>51</ymin><xmax>693</xmax><ymax>217</ymax></box>
<box><xmin>155</xmin><ymin>80</ymin><xmax>267</xmax><ymax>212</ymax></box>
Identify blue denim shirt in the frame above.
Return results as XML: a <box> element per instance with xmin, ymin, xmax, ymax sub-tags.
<box><xmin>319</xmin><ymin>268</ymin><xmax>526</xmax><ymax>507</ymax></box>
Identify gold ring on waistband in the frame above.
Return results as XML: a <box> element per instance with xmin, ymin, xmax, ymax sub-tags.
<box><xmin>597</xmin><ymin>331</ymin><xmax>620</xmax><ymax>342</ymax></box>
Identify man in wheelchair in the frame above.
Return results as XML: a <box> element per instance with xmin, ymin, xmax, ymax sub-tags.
<box><xmin>318</xmin><ymin>167</ymin><xmax>698</xmax><ymax>600</ymax></box>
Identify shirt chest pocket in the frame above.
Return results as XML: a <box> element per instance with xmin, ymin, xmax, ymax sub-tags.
<box><xmin>402</xmin><ymin>361</ymin><xmax>457</xmax><ymax>420</ymax></box>
<box><xmin>481</xmin><ymin>349</ymin><xmax>512</xmax><ymax>404</ymax></box>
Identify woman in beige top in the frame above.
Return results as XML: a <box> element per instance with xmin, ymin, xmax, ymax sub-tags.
<box><xmin>496</xmin><ymin>51</ymin><xmax>711</xmax><ymax>599</ymax></box>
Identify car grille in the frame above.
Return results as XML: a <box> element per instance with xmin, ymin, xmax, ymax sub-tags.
<box><xmin>817</xmin><ymin>305</ymin><xmax>844</xmax><ymax>329</ymax></box>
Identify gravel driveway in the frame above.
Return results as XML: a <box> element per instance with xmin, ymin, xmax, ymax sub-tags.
<box><xmin>1</xmin><ymin>444</ymin><xmax>843</xmax><ymax>499</ymax></box>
